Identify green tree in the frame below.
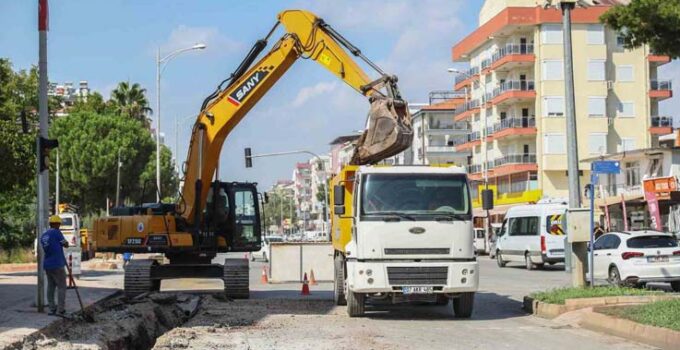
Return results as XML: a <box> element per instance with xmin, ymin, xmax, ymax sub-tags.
<box><xmin>110</xmin><ymin>81</ymin><xmax>153</xmax><ymax>127</ymax></box>
<box><xmin>70</xmin><ymin>91</ymin><xmax>109</xmax><ymax>115</ymax></box>
<box><xmin>601</xmin><ymin>0</ymin><xmax>680</xmax><ymax>58</ymax></box>
<box><xmin>140</xmin><ymin>144</ymin><xmax>179</xmax><ymax>202</ymax></box>
<box><xmin>263</xmin><ymin>190</ymin><xmax>298</xmax><ymax>233</ymax></box>
<box><xmin>50</xmin><ymin>111</ymin><xmax>155</xmax><ymax>215</ymax></box>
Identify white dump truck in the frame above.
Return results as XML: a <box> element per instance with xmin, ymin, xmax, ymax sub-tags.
<box><xmin>330</xmin><ymin>165</ymin><xmax>479</xmax><ymax>318</ymax></box>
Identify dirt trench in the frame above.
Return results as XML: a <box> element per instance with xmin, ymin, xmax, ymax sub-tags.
<box><xmin>9</xmin><ymin>293</ymin><xmax>201</xmax><ymax>350</ymax></box>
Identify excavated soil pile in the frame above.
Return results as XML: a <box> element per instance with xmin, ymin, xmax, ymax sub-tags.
<box><xmin>11</xmin><ymin>293</ymin><xmax>200</xmax><ymax>350</ymax></box>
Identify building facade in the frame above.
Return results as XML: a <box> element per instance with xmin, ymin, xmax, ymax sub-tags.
<box><xmin>309</xmin><ymin>155</ymin><xmax>331</xmax><ymax>232</ymax></box>
<box><xmin>452</xmin><ymin>0</ymin><xmax>672</xmax><ymax>215</ymax></box>
<box><xmin>292</xmin><ymin>162</ymin><xmax>313</xmax><ymax>229</ymax></box>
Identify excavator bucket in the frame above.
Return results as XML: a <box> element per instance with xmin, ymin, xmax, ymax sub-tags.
<box><xmin>350</xmin><ymin>95</ymin><xmax>413</xmax><ymax>165</ymax></box>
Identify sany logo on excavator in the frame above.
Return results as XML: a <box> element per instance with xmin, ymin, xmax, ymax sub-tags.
<box><xmin>227</xmin><ymin>67</ymin><xmax>272</xmax><ymax>107</ymax></box>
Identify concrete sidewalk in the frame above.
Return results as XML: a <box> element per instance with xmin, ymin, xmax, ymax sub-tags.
<box><xmin>0</xmin><ymin>268</ymin><xmax>123</xmax><ymax>348</ymax></box>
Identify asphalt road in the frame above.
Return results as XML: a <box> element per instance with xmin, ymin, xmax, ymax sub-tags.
<box><xmin>1</xmin><ymin>254</ymin><xmax>660</xmax><ymax>349</ymax></box>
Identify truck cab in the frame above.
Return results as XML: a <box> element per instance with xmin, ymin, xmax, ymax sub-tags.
<box><xmin>331</xmin><ymin>165</ymin><xmax>478</xmax><ymax>318</ymax></box>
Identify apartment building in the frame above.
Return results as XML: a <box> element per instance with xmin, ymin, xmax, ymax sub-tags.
<box><xmin>292</xmin><ymin>162</ymin><xmax>313</xmax><ymax>228</ymax></box>
<box><xmin>329</xmin><ymin>135</ymin><xmax>360</xmax><ymax>175</ymax></box>
<box><xmin>309</xmin><ymin>155</ymin><xmax>331</xmax><ymax>231</ymax></box>
<box><xmin>452</xmin><ymin>0</ymin><xmax>672</xmax><ymax>214</ymax></box>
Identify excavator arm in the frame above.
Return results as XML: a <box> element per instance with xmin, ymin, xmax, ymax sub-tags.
<box><xmin>179</xmin><ymin>9</ymin><xmax>412</xmax><ymax>225</ymax></box>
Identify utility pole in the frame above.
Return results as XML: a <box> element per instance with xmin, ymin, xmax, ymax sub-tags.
<box><xmin>36</xmin><ymin>0</ymin><xmax>51</xmax><ymax>312</ymax></box>
<box><xmin>55</xmin><ymin>149</ymin><xmax>59</xmax><ymax>214</ymax></box>
<box><xmin>561</xmin><ymin>0</ymin><xmax>581</xmax><ymax>208</ymax></box>
<box><xmin>116</xmin><ymin>149</ymin><xmax>121</xmax><ymax>207</ymax></box>
<box><xmin>155</xmin><ymin>47</ymin><xmax>161</xmax><ymax>202</ymax></box>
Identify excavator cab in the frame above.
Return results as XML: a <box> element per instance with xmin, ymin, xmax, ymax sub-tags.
<box><xmin>204</xmin><ymin>181</ymin><xmax>262</xmax><ymax>252</ymax></box>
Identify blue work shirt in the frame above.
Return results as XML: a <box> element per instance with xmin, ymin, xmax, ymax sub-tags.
<box><xmin>40</xmin><ymin>228</ymin><xmax>67</xmax><ymax>270</ymax></box>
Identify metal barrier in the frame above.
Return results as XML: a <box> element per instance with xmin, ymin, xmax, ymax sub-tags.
<box><xmin>269</xmin><ymin>242</ymin><xmax>334</xmax><ymax>283</ymax></box>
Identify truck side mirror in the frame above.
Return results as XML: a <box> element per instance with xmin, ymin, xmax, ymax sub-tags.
<box><xmin>263</xmin><ymin>192</ymin><xmax>269</xmax><ymax>204</ymax></box>
<box><xmin>333</xmin><ymin>185</ymin><xmax>345</xmax><ymax>215</ymax></box>
<box><xmin>481</xmin><ymin>189</ymin><xmax>494</xmax><ymax>210</ymax></box>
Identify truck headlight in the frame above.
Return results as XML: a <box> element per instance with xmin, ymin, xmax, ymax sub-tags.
<box><xmin>367</xmin><ymin>278</ymin><xmax>374</xmax><ymax>284</ymax></box>
<box><xmin>462</xmin><ymin>269</ymin><xmax>468</xmax><ymax>275</ymax></box>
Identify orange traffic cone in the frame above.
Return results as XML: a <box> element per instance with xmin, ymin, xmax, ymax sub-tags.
<box><xmin>261</xmin><ymin>266</ymin><xmax>269</xmax><ymax>284</ymax></box>
<box><xmin>301</xmin><ymin>272</ymin><xmax>310</xmax><ymax>295</ymax></box>
<box><xmin>309</xmin><ymin>269</ymin><xmax>317</xmax><ymax>285</ymax></box>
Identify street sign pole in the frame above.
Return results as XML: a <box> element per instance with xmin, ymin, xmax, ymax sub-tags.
<box><xmin>589</xmin><ymin>160</ymin><xmax>620</xmax><ymax>287</ymax></box>
<box><xmin>589</xmin><ymin>174</ymin><xmax>597</xmax><ymax>287</ymax></box>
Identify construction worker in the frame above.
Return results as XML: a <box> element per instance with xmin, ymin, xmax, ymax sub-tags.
<box><xmin>40</xmin><ymin>215</ymin><xmax>69</xmax><ymax>316</ymax></box>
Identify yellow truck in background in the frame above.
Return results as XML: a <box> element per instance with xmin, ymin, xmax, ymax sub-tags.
<box><xmin>330</xmin><ymin>165</ymin><xmax>479</xmax><ymax>318</ymax></box>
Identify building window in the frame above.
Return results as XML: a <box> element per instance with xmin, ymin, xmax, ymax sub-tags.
<box><xmin>543</xmin><ymin>96</ymin><xmax>565</xmax><ymax>117</ymax></box>
<box><xmin>646</xmin><ymin>158</ymin><xmax>663</xmax><ymax>177</ymax></box>
<box><xmin>497</xmin><ymin>176</ymin><xmax>510</xmax><ymax>195</ymax></box>
<box><xmin>588</xmin><ymin>133</ymin><xmax>607</xmax><ymax>155</ymax></box>
<box><xmin>542</xmin><ymin>60</ymin><xmax>564</xmax><ymax>81</ymax></box>
<box><xmin>511</xmin><ymin>175</ymin><xmax>527</xmax><ymax>193</ymax></box>
<box><xmin>616</xmin><ymin>65</ymin><xmax>634</xmax><ymax>82</ymax></box>
<box><xmin>616</xmin><ymin>33</ymin><xmax>626</xmax><ymax>47</ymax></box>
<box><xmin>588</xmin><ymin>59</ymin><xmax>606</xmax><ymax>81</ymax></box>
<box><xmin>587</xmin><ymin>97</ymin><xmax>606</xmax><ymax>117</ymax></box>
<box><xmin>618</xmin><ymin>102</ymin><xmax>635</xmax><ymax>118</ymax></box>
<box><xmin>541</xmin><ymin>24</ymin><xmax>563</xmax><ymax>44</ymax></box>
<box><xmin>620</xmin><ymin>138</ymin><xmax>636</xmax><ymax>152</ymax></box>
<box><xmin>625</xmin><ymin>161</ymin><xmax>640</xmax><ymax>188</ymax></box>
<box><xmin>544</xmin><ymin>133</ymin><xmax>566</xmax><ymax>154</ymax></box>
<box><xmin>587</xmin><ymin>24</ymin><xmax>605</xmax><ymax>45</ymax></box>
<box><xmin>529</xmin><ymin>172</ymin><xmax>538</xmax><ymax>190</ymax></box>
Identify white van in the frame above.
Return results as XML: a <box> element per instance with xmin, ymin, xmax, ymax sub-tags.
<box><xmin>495</xmin><ymin>201</ymin><xmax>567</xmax><ymax>270</ymax></box>
<box><xmin>473</xmin><ymin>228</ymin><xmax>489</xmax><ymax>255</ymax></box>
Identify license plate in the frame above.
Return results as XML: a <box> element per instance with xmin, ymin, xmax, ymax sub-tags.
<box><xmin>402</xmin><ymin>286</ymin><xmax>433</xmax><ymax>294</ymax></box>
<box><xmin>647</xmin><ymin>256</ymin><xmax>669</xmax><ymax>263</ymax></box>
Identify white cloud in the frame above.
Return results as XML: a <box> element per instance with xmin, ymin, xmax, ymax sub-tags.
<box><xmin>158</xmin><ymin>25</ymin><xmax>243</xmax><ymax>57</ymax></box>
<box><xmin>292</xmin><ymin>81</ymin><xmax>338</xmax><ymax>107</ymax></box>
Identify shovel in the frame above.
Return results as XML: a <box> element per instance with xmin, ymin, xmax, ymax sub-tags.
<box><xmin>63</xmin><ymin>254</ymin><xmax>95</xmax><ymax>322</ymax></box>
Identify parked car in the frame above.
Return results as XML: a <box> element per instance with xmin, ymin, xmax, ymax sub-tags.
<box><xmin>250</xmin><ymin>235</ymin><xmax>284</xmax><ymax>262</ymax></box>
<box><xmin>495</xmin><ymin>201</ymin><xmax>567</xmax><ymax>269</ymax></box>
<box><xmin>590</xmin><ymin>230</ymin><xmax>680</xmax><ymax>291</ymax></box>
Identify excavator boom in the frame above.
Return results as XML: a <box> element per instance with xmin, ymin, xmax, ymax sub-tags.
<box><xmin>180</xmin><ymin>9</ymin><xmax>412</xmax><ymax>224</ymax></box>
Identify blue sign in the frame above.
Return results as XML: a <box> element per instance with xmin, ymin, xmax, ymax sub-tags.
<box><xmin>592</xmin><ymin>160</ymin><xmax>620</xmax><ymax>174</ymax></box>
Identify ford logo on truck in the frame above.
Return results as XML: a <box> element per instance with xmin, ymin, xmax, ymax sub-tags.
<box><xmin>409</xmin><ymin>227</ymin><xmax>426</xmax><ymax>234</ymax></box>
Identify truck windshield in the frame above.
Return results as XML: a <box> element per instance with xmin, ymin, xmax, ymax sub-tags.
<box><xmin>360</xmin><ymin>173</ymin><xmax>471</xmax><ymax>219</ymax></box>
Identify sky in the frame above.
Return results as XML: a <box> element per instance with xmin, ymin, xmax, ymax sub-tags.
<box><xmin>0</xmin><ymin>0</ymin><xmax>677</xmax><ymax>190</ymax></box>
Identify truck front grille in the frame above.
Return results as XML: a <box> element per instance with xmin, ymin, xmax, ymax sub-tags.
<box><xmin>384</xmin><ymin>248</ymin><xmax>450</xmax><ymax>255</ymax></box>
<box><xmin>387</xmin><ymin>266</ymin><xmax>448</xmax><ymax>285</ymax></box>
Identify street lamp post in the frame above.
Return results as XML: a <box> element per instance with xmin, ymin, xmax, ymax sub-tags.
<box><xmin>155</xmin><ymin>43</ymin><xmax>206</xmax><ymax>202</ymax></box>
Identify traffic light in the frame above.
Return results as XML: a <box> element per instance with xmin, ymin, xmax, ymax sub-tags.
<box><xmin>38</xmin><ymin>136</ymin><xmax>58</xmax><ymax>172</ymax></box>
<box><xmin>244</xmin><ymin>147</ymin><xmax>252</xmax><ymax>168</ymax></box>
<box><xmin>481</xmin><ymin>189</ymin><xmax>494</xmax><ymax>210</ymax></box>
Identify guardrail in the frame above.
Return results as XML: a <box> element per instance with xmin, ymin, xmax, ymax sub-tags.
<box><xmin>493</xmin><ymin>117</ymin><xmax>536</xmax><ymax>132</ymax></box>
<box><xmin>454</xmin><ymin>66</ymin><xmax>480</xmax><ymax>85</ymax></box>
<box><xmin>651</xmin><ymin>116</ymin><xmax>672</xmax><ymax>127</ymax></box>
<box><xmin>651</xmin><ymin>80</ymin><xmax>672</xmax><ymax>91</ymax></box>
<box><xmin>493</xmin><ymin>154</ymin><xmax>537</xmax><ymax>167</ymax></box>
<box><xmin>453</xmin><ymin>99</ymin><xmax>481</xmax><ymax>118</ymax></box>
<box><xmin>491</xmin><ymin>43</ymin><xmax>534</xmax><ymax>63</ymax></box>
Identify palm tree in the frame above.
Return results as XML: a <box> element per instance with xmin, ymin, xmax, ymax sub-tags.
<box><xmin>110</xmin><ymin>82</ymin><xmax>153</xmax><ymax>127</ymax></box>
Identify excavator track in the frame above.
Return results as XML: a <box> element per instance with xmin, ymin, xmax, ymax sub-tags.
<box><xmin>124</xmin><ymin>259</ymin><xmax>159</xmax><ymax>298</ymax></box>
<box><xmin>223</xmin><ymin>258</ymin><xmax>250</xmax><ymax>299</ymax></box>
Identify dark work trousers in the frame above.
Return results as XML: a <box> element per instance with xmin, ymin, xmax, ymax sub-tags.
<box><xmin>45</xmin><ymin>267</ymin><xmax>66</xmax><ymax>313</ymax></box>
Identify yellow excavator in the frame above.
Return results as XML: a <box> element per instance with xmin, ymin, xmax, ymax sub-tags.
<box><xmin>93</xmin><ymin>9</ymin><xmax>412</xmax><ymax>298</ymax></box>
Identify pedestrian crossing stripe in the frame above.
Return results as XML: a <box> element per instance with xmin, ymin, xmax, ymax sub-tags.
<box><xmin>548</xmin><ymin>214</ymin><xmax>565</xmax><ymax>235</ymax></box>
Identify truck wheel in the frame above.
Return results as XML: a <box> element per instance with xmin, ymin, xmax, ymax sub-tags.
<box><xmin>334</xmin><ymin>256</ymin><xmax>346</xmax><ymax>306</ymax></box>
<box><xmin>525</xmin><ymin>253</ymin><xmax>534</xmax><ymax>271</ymax></box>
<box><xmin>671</xmin><ymin>281</ymin><xmax>680</xmax><ymax>292</ymax></box>
<box><xmin>496</xmin><ymin>251</ymin><xmax>506</xmax><ymax>267</ymax></box>
<box><xmin>346</xmin><ymin>291</ymin><xmax>365</xmax><ymax>317</ymax></box>
<box><xmin>452</xmin><ymin>292</ymin><xmax>474</xmax><ymax>318</ymax></box>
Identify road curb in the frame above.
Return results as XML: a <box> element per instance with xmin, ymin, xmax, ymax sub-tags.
<box><xmin>581</xmin><ymin>307</ymin><xmax>680</xmax><ymax>350</ymax></box>
<box><xmin>523</xmin><ymin>295</ymin><xmax>678</xmax><ymax>319</ymax></box>
<box><xmin>0</xmin><ymin>263</ymin><xmax>37</xmax><ymax>273</ymax></box>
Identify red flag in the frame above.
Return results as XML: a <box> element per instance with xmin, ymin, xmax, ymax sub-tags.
<box><xmin>38</xmin><ymin>0</ymin><xmax>49</xmax><ymax>31</ymax></box>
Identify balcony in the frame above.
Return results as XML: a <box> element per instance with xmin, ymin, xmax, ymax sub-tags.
<box><xmin>454</xmin><ymin>66</ymin><xmax>480</xmax><ymax>90</ymax></box>
<box><xmin>489</xmin><ymin>153</ymin><xmax>538</xmax><ymax>177</ymax></box>
<box><xmin>427</xmin><ymin>120</ymin><xmax>469</xmax><ymax>136</ymax></box>
<box><xmin>650</xmin><ymin>116</ymin><xmax>673</xmax><ymax>135</ymax></box>
<box><xmin>650</xmin><ymin>80</ymin><xmax>673</xmax><ymax>100</ymax></box>
<box><xmin>467</xmin><ymin>164</ymin><xmax>482</xmax><ymax>175</ymax></box>
<box><xmin>648</xmin><ymin>54</ymin><xmax>671</xmax><ymax>67</ymax></box>
<box><xmin>454</xmin><ymin>131</ymin><xmax>481</xmax><ymax>151</ymax></box>
<box><xmin>453</xmin><ymin>99</ymin><xmax>481</xmax><ymax>122</ymax></box>
<box><xmin>488</xmin><ymin>44</ymin><xmax>535</xmax><ymax>72</ymax></box>
<box><xmin>489</xmin><ymin>80</ymin><xmax>535</xmax><ymax>106</ymax></box>
<box><xmin>490</xmin><ymin>117</ymin><xmax>537</xmax><ymax>141</ymax></box>
<box><xmin>426</xmin><ymin>145</ymin><xmax>468</xmax><ymax>157</ymax></box>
